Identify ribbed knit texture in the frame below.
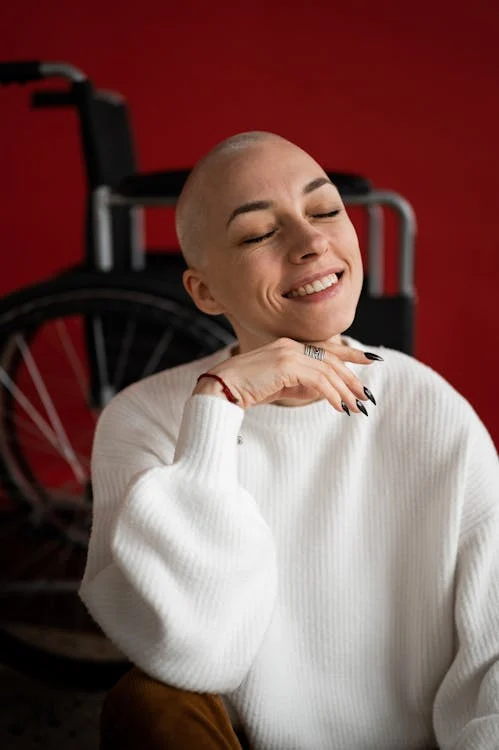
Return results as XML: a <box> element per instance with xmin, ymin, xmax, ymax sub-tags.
<box><xmin>80</xmin><ymin>339</ymin><xmax>499</xmax><ymax>750</ymax></box>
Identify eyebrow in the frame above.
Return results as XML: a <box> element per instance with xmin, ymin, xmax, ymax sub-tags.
<box><xmin>225</xmin><ymin>177</ymin><xmax>334</xmax><ymax>228</ymax></box>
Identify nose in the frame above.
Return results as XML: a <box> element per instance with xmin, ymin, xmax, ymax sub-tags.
<box><xmin>286</xmin><ymin>220</ymin><xmax>329</xmax><ymax>264</ymax></box>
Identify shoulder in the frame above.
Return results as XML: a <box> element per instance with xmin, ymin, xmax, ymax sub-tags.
<box><xmin>349</xmin><ymin>337</ymin><xmax>488</xmax><ymax>450</ymax></box>
<box><xmin>377</xmin><ymin>345</ymin><xmax>469</xmax><ymax>409</ymax></box>
<box><xmin>384</xmin><ymin>348</ymin><xmax>476</xmax><ymax>423</ymax></box>
<box><xmin>94</xmin><ymin>345</ymin><xmax>234</xmax><ymax>444</ymax></box>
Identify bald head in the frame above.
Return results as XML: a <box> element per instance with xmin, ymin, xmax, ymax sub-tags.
<box><xmin>175</xmin><ymin>131</ymin><xmax>294</xmax><ymax>268</ymax></box>
<box><xmin>177</xmin><ymin>132</ymin><xmax>361</xmax><ymax>348</ymax></box>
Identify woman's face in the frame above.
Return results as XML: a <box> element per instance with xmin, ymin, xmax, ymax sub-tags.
<box><xmin>184</xmin><ymin>138</ymin><xmax>364</xmax><ymax>353</ymax></box>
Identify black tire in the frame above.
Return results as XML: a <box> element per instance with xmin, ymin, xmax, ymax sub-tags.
<box><xmin>0</xmin><ymin>271</ymin><xmax>234</xmax><ymax>689</ymax></box>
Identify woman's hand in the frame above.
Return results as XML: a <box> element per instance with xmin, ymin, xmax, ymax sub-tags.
<box><xmin>193</xmin><ymin>337</ymin><xmax>382</xmax><ymax>414</ymax></box>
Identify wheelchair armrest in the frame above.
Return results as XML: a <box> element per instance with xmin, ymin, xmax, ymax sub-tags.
<box><xmin>118</xmin><ymin>170</ymin><xmax>372</xmax><ymax>201</ymax></box>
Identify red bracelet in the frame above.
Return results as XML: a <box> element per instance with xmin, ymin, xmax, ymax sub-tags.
<box><xmin>196</xmin><ymin>373</ymin><xmax>239</xmax><ymax>404</ymax></box>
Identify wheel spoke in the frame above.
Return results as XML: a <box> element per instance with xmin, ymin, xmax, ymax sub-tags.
<box><xmin>15</xmin><ymin>335</ymin><xmax>87</xmax><ymax>483</ymax></box>
<box><xmin>46</xmin><ymin>483</ymin><xmax>90</xmax><ymax>508</ymax></box>
<box><xmin>10</xmin><ymin>414</ymin><xmax>92</xmax><ymax>469</ymax></box>
<box><xmin>54</xmin><ymin>319</ymin><xmax>96</xmax><ymax>423</ymax></box>
<box><xmin>6</xmin><ymin>336</ymin><xmax>87</xmax><ymax>485</ymax></box>
<box><xmin>0</xmin><ymin>364</ymin><xmax>60</xmax><ymax>453</ymax></box>
<box><xmin>91</xmin><ymin>315</ymin><xmax>115</xmax><ymax>406</ymax></box>
<box><xmin>112</xmin><ymin>318</ymin><xmax>137</xmax><ymax>391</ymax></box>
<box><xmin>141</xmin><ymin>327</ymin><xmax>175</xmax><ymax>378</ymax></box>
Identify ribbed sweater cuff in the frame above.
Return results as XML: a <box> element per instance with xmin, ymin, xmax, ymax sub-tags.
<box><xmin>173</xmin><ymin>394</ymin><xmax>244</xmax><ymax>487</ymax></box>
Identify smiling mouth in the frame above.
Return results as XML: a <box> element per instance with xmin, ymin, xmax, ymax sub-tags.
<box><xmin>284</xmin><ymin>271</ymin><xmax>344</xmax><ymax>298</ymax></box>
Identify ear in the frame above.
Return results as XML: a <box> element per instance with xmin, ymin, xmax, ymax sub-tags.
<box><xmin>182</xmin><ymin>268</ymin><xmax>226</xmax><ymax>316</ymax></box>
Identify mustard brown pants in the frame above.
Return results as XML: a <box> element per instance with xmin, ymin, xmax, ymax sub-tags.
<box><xmin>100</xmin><ymin>667</ymin><xmax>250</xmax><ymax>750</ymax></box>
<box><xmin>101</xmin><ymin>667</ymin><xmax>442</xmax><ymax>750</ymax></box>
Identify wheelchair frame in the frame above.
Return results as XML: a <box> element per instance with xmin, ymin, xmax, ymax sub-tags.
<box><xmin>1</xmin><ymin>60</ymin><xmax>416</xmax><ymax>351</ymax></box>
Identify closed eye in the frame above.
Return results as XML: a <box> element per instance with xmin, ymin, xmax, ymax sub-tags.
<box><xmin>312</xmin><ymin>209</ymin><xmax>341</xmax><ymax>218</ymax></box>
<box><xmin>242</xmin><ymin>230</ymin><xmax>276</xmax><ymax>245</ymax></box>
<box><xmin>241</xmin><ymin>208</ymin><xmax>341</xmax><ymax>244</ymax></box>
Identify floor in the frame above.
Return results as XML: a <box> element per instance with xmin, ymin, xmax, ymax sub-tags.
<box><xmin>0</xmin><ymin>665</ymin><xmax>104</xmax><ymax>749</ymax></box>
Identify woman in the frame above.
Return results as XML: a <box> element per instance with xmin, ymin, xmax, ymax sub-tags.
<box><xmin>81</xmin><ymin>132</ymin><xmax>499</xmax><ymax>750</ymax></box>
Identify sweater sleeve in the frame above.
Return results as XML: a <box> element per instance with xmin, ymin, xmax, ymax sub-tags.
<box><xmin>79</xmin><ymin>391</ymin><xmax>278</xmax><ymax>693</ymax></box>
<box><xmin>433</xmin><ymin>417</ymin><xmax>499</xmax><ymax>750</ymax></box>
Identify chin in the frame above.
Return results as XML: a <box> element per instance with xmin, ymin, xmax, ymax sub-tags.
<box><xmin>231</xmin><ymin>303</ymin><xmax>359</xmax><ymax>349</ymax></box>
<box><xmin>291</xmin><ymin>309</ymin><xmax>358</xmax><ymax>343</ymax></box>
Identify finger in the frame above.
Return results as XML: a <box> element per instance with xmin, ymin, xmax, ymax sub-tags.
<box><xmin>298</xmin><ymin>368</ymin><xmax>350</xmax><ymax>413</ymax></box>
<box><xmin>300</xmin><ymin>345</ymin><xmax>371</xmax><ymax>405</ymax></box>
<box><xmin>324</xmin><ymin>343</ymin><xmax>382</xmax><ymax>365</ymax></box>
<box><xmin>300</xmin><ymin>358</ymin><xmax>365</xmax><ymax>413</ymax></box>
<box><xmin>321</xmin><ymin>355</ymin><xmax>371</xmax><ymax>403</ymax></box>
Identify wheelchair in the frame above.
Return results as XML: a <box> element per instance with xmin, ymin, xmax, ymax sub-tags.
<box><xmin>0</xmin><ymin>60</ymin><xmax>416</xmax><ymax>689</ymax></box>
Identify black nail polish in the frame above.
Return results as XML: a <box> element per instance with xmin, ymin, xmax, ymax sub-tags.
<box><xmin>341</xmin><ymin>401</ymin><xmax>350</xmax><ymax>416</ymax></box>
<box><xmin>356</xmin><ymin>399</ymin><xmax>369</xmax><ymax>416</ymax></box>
<box><xmin>363</xmin><ymin>386</ymin><xmax>376</xmax><ymax>405</ymax></box>
<box><xmin>364</xmin><ymin>352</ymin><xmax>384</xmax><ymax>361</ymax></box>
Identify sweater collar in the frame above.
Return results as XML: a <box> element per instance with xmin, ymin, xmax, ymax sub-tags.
<box><xmin>209</xmin><ymin>336</ymin><xmax>371</xmax><ymax>433</ymax></box>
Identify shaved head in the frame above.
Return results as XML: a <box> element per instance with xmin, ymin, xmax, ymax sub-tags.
<box><xmin>175</xmin><ymin>131</ymin><xmax>292</xmax><ymax>268</ymax></box>
<box><xmin>178</xmin><ymin>130</ymin><xmax>362</xmax><ymax>351</ymax></box>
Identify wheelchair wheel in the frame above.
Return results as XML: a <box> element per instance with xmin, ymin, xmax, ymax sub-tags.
<box><xmin>0</xmin><ymin>271</ymin><xmax>234</xmax><ymax>689</ymax></box>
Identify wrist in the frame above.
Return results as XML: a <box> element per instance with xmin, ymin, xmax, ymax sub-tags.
<box><xmin>193</xmin><ymin>379</ymin><xmax>227</xmax><ymax>399</ymax></box>
<box><xmin>194</xmin><ymin>372</ymin><xmax>240</xmax><ymax>405</ymax></box>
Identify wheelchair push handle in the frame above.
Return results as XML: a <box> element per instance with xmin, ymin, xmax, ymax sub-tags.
<box><xmin>0</xmin><ymin>60</ymin><xmax>86</xmax><ymax>85</ymax></box>
<box><xmin>0</xmin><ymin>61</ymin><xmax>43</xmax><ymax>85</ymax></box>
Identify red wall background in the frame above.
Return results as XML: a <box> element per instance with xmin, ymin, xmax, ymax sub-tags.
<box><xmin>1</xmin><ymin>0</ymin><xmax>498</xmax><ymax>443</ymax></box>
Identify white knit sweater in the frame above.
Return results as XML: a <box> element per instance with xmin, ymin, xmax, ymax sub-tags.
<box><xmin>80</xmin><ymin>339</ymin><xmax>499</xmax><ymax>750</ymax></box>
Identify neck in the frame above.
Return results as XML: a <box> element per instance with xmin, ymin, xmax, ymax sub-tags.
<box><xmin>230</xmin><ymin>332</ymin><xmax>345</xmax><ymax>407</ymax></box>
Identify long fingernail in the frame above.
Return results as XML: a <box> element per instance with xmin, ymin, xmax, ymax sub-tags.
<box><xmin>364</xmin><ymin>352</ymin><xmax>384</xmax><ymax>361</ymax></box>
<box><xmin>363</xmin><ymin>386</ymin><xmax>376</xmax><ymax>405</ymax></box>
<box><xmin>341</xmin><ymin>401</ymin><xmax>350</xmax><ymax>416</ymax></box>
<box><xmin>356</xmin><ymin>399</ymin><xmax>369</xmax><ymax>416</ymax></box>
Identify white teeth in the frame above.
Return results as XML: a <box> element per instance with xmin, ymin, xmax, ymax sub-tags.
<box><xmin>287</xmin><ymin>273</ymin><xmax>339</xmax><ymax>298</ymax></box>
